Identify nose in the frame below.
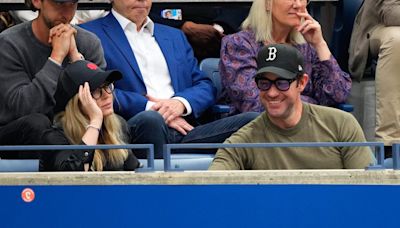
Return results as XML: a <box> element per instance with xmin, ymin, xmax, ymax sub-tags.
<box><xmin>292</xmin><ymin>0</ymin><xmax>304</xmax><ymax>7</ymax></box>
<box><xmin>265</xmin><ymin>84</ymin><xmax>280</xmax><ymax>98</ymax></box>
<box><xmin>58</xmin><ymin>3</ymin><xmax>76</xmax><ymax>17</ymax></box>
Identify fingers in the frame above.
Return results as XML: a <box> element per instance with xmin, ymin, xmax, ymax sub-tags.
<box><xmin>78</xmin><ymin>82</ymin><xmax>92</xmax><ymax>105</ymax></box>
<box><xmin>171</xmin><ymin>124</ymin><xmax>187</xmax><ymax>135</ymax></box>
<box><xmin>48</xmin><ymin>24</ymin><xmax>77</xmax><ymax>43</ymax></box>
<box><xmin>297</xmin><ymin>18</ymin><xmax>320</xmax><ymax>34</ymax></box>
<box><xmin>168</xmin><ymin>117</ymin><xmax>194</xmax><ymax>135</ymax></box>
<box><xmin>165</xmin><ymin>112</ymin><xmax>178</xmax><ymax>124</ymax></box>
<box><xmin>146</xmin><ymin>94</ymin><xmax>159</xmax><ymax>102</ymax></box>
<box><xmin>78</xmin><ymin>84</ymin><xmax>84</xmax><ymax>102</ymax></box>
<box><xmin>296</xmin><ymin>11</ymin><xmax>313</xmax><ymax>21</ymax></box>
<box><xmin>151</xmin><ymin>99</ymin><xmax>185</xmax><ymax>122</ymax></box>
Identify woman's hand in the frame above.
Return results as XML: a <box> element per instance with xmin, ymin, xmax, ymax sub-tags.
<box><xmin>78</xmin><ymin>82</ymin><xmax>103</xmax><ymax>128</ymax></box>
<box><xmin>296</xmin><ymin>10</ymin><xmax>331</xmax><ymax>60</ymax></box>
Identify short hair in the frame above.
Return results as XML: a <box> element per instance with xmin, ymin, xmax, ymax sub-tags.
<box><xmin>25</xmin><ymin>0</ymin><xmax>38</xmax><ymax>12</ymax></box>
<box><xmin>241</xmin><ymin>0</ymin><xmax>305</xmax><ymax>44</ymax></box>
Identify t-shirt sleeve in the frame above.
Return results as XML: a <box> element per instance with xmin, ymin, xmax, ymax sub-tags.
<box><xmin>340</xmin><ymin>113</ymin><xmax>375</xmax><ymax>169</ymax></box>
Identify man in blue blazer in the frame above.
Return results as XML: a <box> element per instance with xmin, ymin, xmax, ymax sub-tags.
<box><xmin>81</xmin><ymin>0</ymin><xmax>258</xmax><ymax>158</ymax></box>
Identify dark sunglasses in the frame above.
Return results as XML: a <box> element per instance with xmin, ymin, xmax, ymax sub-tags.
<box><xmin>91</xmin><ymin>83</ymin><xmax>114</xmax><ymax>100</ymax></box>
<box><xmin>255</xmin><ymin>76</ymin><xmax>298</xmax><ymax>92</ymax></box>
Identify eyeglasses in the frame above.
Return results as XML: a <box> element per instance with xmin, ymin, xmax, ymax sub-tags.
<box><xmin>91</xmin><ymin>83</ymin><xmax>114</xmax><ymax>100</ymax></box>
<box><xmin>255</xmin><ymin>77</ymin><xmax>298</xmax><ymax>91</ymax></box>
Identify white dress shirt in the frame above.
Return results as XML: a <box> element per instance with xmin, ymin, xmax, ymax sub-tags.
<box><xmin>112</xmin><ymin>9</ymin><xmax>192</xmax><ymax>115</ymax></box>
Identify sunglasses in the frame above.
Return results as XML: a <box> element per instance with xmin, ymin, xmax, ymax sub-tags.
<box><xmin>91</xmin><ymin>83</ymin><xmax>114</xmax><ymax>100</ymax></box>
<box><xmin>255</xmin><ymin>76</ymin><xmax>298</xmax><ymax>91</ymax></box>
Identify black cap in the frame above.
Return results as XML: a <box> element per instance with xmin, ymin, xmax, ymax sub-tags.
<box><xmin>53</xmin><ymin>0</ymin><xmax>79</xmax><ymax>2</ymax></box>
<box><xmin>25</xmin><ymin>0</ymin><xmax>78</xmax><ymax>11</ymax></box>
<box><xmin>255</xmin><ymin>44</ymin><xmax>304</xmax><ymax>79</ymax></box>
<box><xmin>53</xmin><ymin>60</ymin><xmax>122</xmax><ymax>114</ymax></box>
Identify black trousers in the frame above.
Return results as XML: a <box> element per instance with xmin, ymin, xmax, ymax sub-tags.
<box><xmin>0</xmin><ymin>113</ymin><xmax>52</xmax><ymax>160</ymax></box>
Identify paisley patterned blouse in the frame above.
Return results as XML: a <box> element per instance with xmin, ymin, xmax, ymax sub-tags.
<box><xmin>219</xmin><ymin>29</ymin><xmax>351</xmax><ymax>114</ymax></box>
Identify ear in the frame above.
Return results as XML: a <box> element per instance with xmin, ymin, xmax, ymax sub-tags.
<box><xmin>31</xmin><ymin>0</ymin><xmax>42</xmax><ymax>11</ymax></box>
<box><xmin>298</xmin><ymin>73</ymin><xmax>309</xmax><ymax>92</ymax></box>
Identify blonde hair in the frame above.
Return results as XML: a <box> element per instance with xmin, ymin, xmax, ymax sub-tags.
<box><xmin>55</xmin><ymin>95</ymin><xmax>128</xmax><ymax>171</ymax></box>
<box><xmin>241</xmin><ymin>0</ymin><xmax>305</xmax><ymax>44</ymax></box>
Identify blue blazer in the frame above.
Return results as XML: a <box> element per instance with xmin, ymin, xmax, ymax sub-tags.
<box><xmin>80</xmin><ymin>13</ymin><xmax>216</xmax><ymax>120</ymax></box>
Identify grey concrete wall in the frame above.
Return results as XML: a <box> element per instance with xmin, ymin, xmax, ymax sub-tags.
<box><xmin>2</xmin><ymin>170</ymin><xmax>400</xmax><ymax>186</ymax></box>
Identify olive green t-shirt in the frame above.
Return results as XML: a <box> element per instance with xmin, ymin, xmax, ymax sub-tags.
<box><xmin>209</xmin><ymin>103</ymin><xmax>374</xmax><ymax>170</ymax></box>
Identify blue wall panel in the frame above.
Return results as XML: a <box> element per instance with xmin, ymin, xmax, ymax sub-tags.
<box><xmin>0</xmin><ymin>185</ymin><xmax>397</xmax><ymax>228</ymax></box>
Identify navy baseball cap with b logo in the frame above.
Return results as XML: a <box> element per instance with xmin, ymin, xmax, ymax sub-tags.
<box><xmin>53</xmin><ymin>60</ymin><xmax>122</xmax><ymax>114</ymax></box>
<box><xmin>255</xmin><ymin>44</ymin><xmax>304</xmax><ymax>79</ymax></box>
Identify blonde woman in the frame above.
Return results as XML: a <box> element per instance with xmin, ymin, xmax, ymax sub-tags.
<box><xmin>219</xmin><ymin>0</ymin><xmax>351</xmax><ymax>115</ymax></box>
<box><xmin>43</xmin><ymin>60</ymin><xmax>140</xmax><ymax>171</ymax></box>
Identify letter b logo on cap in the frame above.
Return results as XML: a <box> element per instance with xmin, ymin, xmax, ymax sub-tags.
<box><xmin>265</xmin><ymin>47</ymin><xmax>277</xmax><ymax>61</ymax></box>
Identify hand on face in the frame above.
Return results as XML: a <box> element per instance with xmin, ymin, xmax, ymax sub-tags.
<box><xmin>147</xmin><ymin>95</ymin><xmax>186</xmax><ymax>124</ymax></box>
<box><xmin>48</xmin><ymin>23</ymin><xmax>77</xmax><ymax>64</ymax></box>
<box><xmin>79</xmin><ymin>82</ymin><xmax>103</xmax><ymax>126</ymax></box>
<box><xmin>296</xmin><ymin>9</ymin><xmax>325</xmax><ymax>47</ymax></box>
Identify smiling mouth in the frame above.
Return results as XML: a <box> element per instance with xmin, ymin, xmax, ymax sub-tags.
<box><xmin>268</xmin><ymin>100</ymin><xmax>282</xmax><ymax>105</ymax></box>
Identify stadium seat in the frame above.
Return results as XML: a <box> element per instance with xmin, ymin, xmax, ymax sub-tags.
<box><xmin>139</xmin><ymin>154</ymin><xmax>214</xmax><ymax>171</ymax></box>
<box><xmin>199</xmin><ymin>58</ymin><xmax>230</xmax><ymax>116</ymax></box>
<box><xmin>0</xmin><ymin>159</ymin><xmax>39</xmax><ymax>172</ymax></box>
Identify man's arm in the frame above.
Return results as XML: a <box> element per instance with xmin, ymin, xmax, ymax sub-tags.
<box><xmin>0</xmin><ymin>46</ymin><xmax>62</xmax><ymax>117</ymax></box>
<box><xmin>209</xmin><ymin>147</ymin><xmax>244</xmax><ymax>170</ymax></box>
<box><xmin>75</xmin><ymin>26</ymin><xmax>106</xmax><ymax>69</ymax></box>
<box><xmin>340</xmin><ymin>113</ymin><xmax>375</xmax><ymax>169</ymax></box>
<box><xmin>169</xmin><ymin>30</ymin><xmax>217</xmax><ymax>118</ymax></box>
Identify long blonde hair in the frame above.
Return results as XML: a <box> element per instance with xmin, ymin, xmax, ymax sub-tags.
<box><xmin>54</xmin><ymin>95</ymin><xmax>128</xmax><ymax>171</ymax></box>
<box><xmin>241</xmin><ymin>0</ymin><xmax>305</xmax><ymax>44</ymax></box>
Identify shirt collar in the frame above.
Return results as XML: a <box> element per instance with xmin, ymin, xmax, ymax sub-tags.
<box><xmin>112</xmin><ymin>9</ymin><xmax>154</xmax><ymax>35</ymax></box>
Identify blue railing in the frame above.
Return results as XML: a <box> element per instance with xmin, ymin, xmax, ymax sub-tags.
<box><xmin>163</xmin><ymin>142</ymin><xmax>385</xmax><ymax>172</ymax></box>
<box><xmin>0</xmin><ymin>144</ymin><xmax>154</xmax><ymax>172</ymax></box>
<box><xmin>1</xmin><ymin>142</ymin><xmax>393</xmax><ymax>172</ymax></box>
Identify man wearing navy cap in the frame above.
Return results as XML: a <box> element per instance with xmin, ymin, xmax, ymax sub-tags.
<box><xmin>210</xmin><ymin>44</ymin><xmax>374</xmax><ymax>170</ymax></box>
<box><xmin>0</xmin><ymin>0</ymin><xmax>105</xmax><ymax>162</ymax></box>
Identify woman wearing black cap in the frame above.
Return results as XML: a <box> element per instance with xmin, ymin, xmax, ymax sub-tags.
<box><xmin>42</xmin><ymin>60</ymin><xmax>140</xmax><ymax>171</ymax></box>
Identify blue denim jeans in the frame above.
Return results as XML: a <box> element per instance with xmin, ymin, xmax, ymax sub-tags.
<box><xmin>127</xmin><ymin>111</ymin><xmax>259</xmax><ymax>158</ymax></box>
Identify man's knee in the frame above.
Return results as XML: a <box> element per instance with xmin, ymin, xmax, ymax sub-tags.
<box><xmin>235</xmin><ymin>112</ymin><xmax>260</xmax><ymax>124</ymax></box>
<box><xmin>127</xmin><ymin>110</ymin><xmax>165</xmax><ymax>130</ymax></box>
<box><xmin>378</xmin><ymin>26</ymin><xmax>400</xmax><ymax>48</ymax></box>
<box><xmin>19</xmin><ymin>113</ymin><xmax>52</xmax><ymax>133</ymax></box>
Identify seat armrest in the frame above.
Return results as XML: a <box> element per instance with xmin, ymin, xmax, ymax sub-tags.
<box><xmin>337</xmin><ymin>103</ymin><xmax>354</xmax><ymax>112</ymax></box>
<box><xmin>212</xmin><ymin>104</ymin><xmax>230</xmax><ymax>114</ymax></box>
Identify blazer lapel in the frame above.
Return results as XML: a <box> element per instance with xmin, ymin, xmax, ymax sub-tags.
<box><xmin>102</xmin><ymin>13</ymin><xmax>143</xmax><ymax>81</ymax></box>
<box><xmin>154</xmin><ymin>25</ymin><xmax>179</xmax><ymax>89</ymax></box>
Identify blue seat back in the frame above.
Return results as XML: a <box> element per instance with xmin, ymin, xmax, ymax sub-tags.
<box><xmin>0</xmin><ymin>159</ymin><xmax>39</xmax><ymax>172</ymax></box>
<box><xmin>199</xmin><ymin>58</ymin><xmax>223</xmax><ymax>99</ymax></box>
<box><xmin>330</xmin><ymin>0</ymin><xmax>364</xmax><ymax>72</ymax></box>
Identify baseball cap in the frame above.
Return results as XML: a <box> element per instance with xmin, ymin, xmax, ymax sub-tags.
<box><xmin>25</xmin><ymin>0</ymin><xmax>78</xmax><ymax>11</ymax></box>
<box><xmin>53</xmin><ymin>60</ymin><xmax>122</xmax><ymax>114</ymax></box>
<box><xmin>53</xmin><ymin>0</ymin><xmax>79</xmax><ymax>2</ymax></box>
<box><xmin>255</xmin><ymin>44</ymin><xmax>304</xmax><ymax>79</ymax></box>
